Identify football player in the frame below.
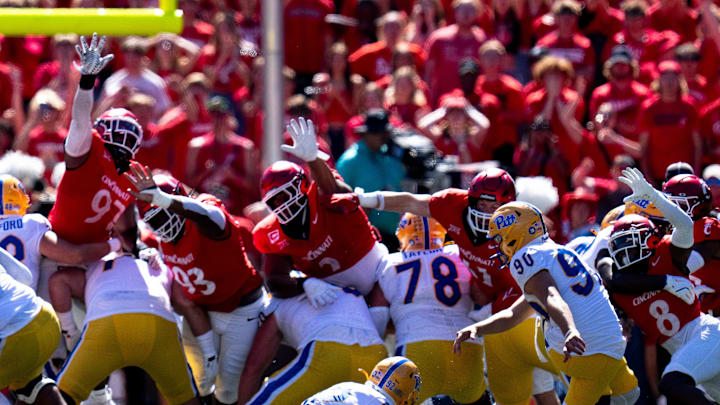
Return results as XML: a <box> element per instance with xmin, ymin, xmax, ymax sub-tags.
<box><xmin>455</xmin><ymin>201</ymin><xmax>640</xmax><ymax>405</ymax></box>
<box><xmin>45</xmin><ymin>33</ymin><xmax>142</xmax><ymax>368</ymax></box>
<box><xmin>368</xmin><ymin>213</ymin><xmax>485</xmax><ymax>403</ymax></box>
<box><xmin>302</xmin><ymin>357</ymin><xmax>421</xmax><ymax>405</ymax></box>
<box><xmin>356</xmin><ymin>169</ymin><xmax>560</xmax><ymax>405</ymax></box>
<box><xmin>663</xmin><ymin>174</ymin><xmax>720</xmax><ymax>312</ymax></box>
<box><xmin>55</xmin><ymin>254</ymin><xmax>200</xmax><ymax>405</ymax></box>
<box><xmin>0</xmin><ymin>247</ymin><xmax>65</xmax><ymax>404</ymax></box>
<box><xmin>125</xmin><ymin>164</ymin><xmax>266</xmax><ymax>405</ymax></box>
<box><xmin>596</xmin><ymin>169</ymin><xmax>720</xmax><ymax>404</ymax></box>
<box><xmin>253</xmin><ymin>118</ymin><xmax>387</xmax><ymax>299</ymax></box>
<box><xmin>237</xmin><ymin>287</ymin><xmax>388</xmax><ymax>404</ymax></box>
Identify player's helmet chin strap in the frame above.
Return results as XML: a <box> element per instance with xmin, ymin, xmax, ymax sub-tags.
<box><xmin>14</xmin><ymin>376</ymin><xmax>56</xmax><ymax>404</ymax></box>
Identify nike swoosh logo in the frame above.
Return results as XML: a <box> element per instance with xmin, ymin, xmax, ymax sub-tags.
<box><xmin>503</xmin><ymin>289</ymin><xmax>518</xmax><ymax>301</ymax></box>
<box><xmin>651</xmin><ymin>256</ymin><xmax>660</xmax><ymax>267</ymax></box>
<box><xmin>312</xmin><ymin>214</ymin><xmax>319</xmax><ymax>225</ymax></box>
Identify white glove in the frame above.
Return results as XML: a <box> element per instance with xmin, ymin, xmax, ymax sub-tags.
<box><xmin>303</xmin><ymin>277</ymin><xmax>341</xmax><ymax>309</ymax></box>
<box><xmin>201</xmin><ymin>354</ymin><xmax>219</xmax><ymax>392</ymax></box>
<box><xmin>74</xmin><ymin>33</ymin><xmax>114</xmax><ymax>75</ymax></box>
<box><xmin>139</xmin><ymin>247</ymin><xmax>163</xmax><ymax>270</ymax></box>
<box><xmin>695</xmin><ymin>284</ymin><xmax>716</xmax><ymax>298</ymax></box>
<box><xmin>664</xmin><ymin>275</ymin><xmax>696</xmax><ymax>305</ymax></box>
<box><xmin>281</xmin><ymin>117</ymin><xmax>330</xmax><ymax>162</ymax></box>
<box><xmin>618</xmin><ymin>167</ymin><xmax>657</xmax><ymax>204</ymax></box>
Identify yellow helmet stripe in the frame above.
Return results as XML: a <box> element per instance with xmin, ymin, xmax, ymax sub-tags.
<box><xmin>378</xmin><ymin>358</ymin><xmax>408</xmax><ymax>389</ymax></box>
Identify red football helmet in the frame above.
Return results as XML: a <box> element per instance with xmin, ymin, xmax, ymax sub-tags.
<box><xmin>608</xmin><ymin>214</ymin><xmax>661</xmax><ymax>270</ymax></box>
<box><xmin>138</xmin><ymin>174</ymin><xmax>186</xmax><ymax>243</ymax></box>
<box><xmin>467</xmin><ymin>168</ymin><xmax>516</xmax><ymax>234</ymax></box>
<box><xmin>94</xmin><ymin>108</ymin><xmax>143</xmax><ymax>158</ymax></box>
<box><xmin>260</xmin><ymin>161</ymin><xmax>310</xmax><ymax>225</ymax></box>
<box><xmin>662</xmin><ymin>174</ymin><xmax>712</xmax><ymax>220</ymax></box>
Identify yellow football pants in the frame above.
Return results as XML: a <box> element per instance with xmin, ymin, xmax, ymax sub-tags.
<box><xmin>549</xmin><ymin>350</ymin><xmax>638</xmax><ymax>405</ymax></box>
<box><xmin>0</xmin><ymin>302</ymin><xmax>60</xmax><ymax>390</ymax></box>
<box><xmin>57</xmin><ymin>313</ymin><xmax>196</xmax><ymax>405</ymax></box>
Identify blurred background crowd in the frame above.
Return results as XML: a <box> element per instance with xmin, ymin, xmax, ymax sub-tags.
<box><xmin>2</xmin><ymin>0</ymin><xmax>720</xmax><ymax>401</ymax></box>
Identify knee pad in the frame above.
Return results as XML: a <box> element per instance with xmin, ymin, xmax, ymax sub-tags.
<box><xmin>13</xmin><ymin>376</ymin><xmax>56</xmax><ymax>404</ymax></box>
<box><xmin>611</xmin><ymin>387</ymin><xmax>640</xmax><ymax>405</ymax></box>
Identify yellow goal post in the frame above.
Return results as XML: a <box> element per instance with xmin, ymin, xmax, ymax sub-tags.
<box><xmin>0</xmin><ymin>0</ymin><xmax>182</xmax><ymax>36</ymax></box>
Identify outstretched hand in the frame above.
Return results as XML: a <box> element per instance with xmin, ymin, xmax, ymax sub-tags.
<box><xmin>618</xmin><ymin>167</ymin><xmax>657</xmax><ymax>204</ymax></box>
<box><xmin>74</xmin><ymin>32</ymin><xmax>114</xmax><ymax>75</ymax></box>
<box><xmin>453</xmin><ymin>326</ymin><xmax>478</xmax><ymax>355</ymax></box>
<box><xmin>281</xmin><ymin>117</ymin><xmax>330</xmax><ymax>162</ymax></box>
<box><xmin>123</xmin><ymin>162</ymin><xmax>157</xmax><ymax>203</ymax></box>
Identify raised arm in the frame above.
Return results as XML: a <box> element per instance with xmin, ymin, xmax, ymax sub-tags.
<box><xmin>125</xmin><ymin>162</ymin><xmax>226</xmax><ymax>239</ymax></box>
<box><xmin>39</xmin><ymin>230</ymin><xmax>120</xmax><ymax>266</ymax></box>
<box><xmin>524</xmin><ymin>270</ymin><xmax>586</xmax><ymax>361</ymax></box>
<box><xmin>65</xmin><ymin>33</ymin><xmax>114</xmax><ymax>169</ymax></box>
<box><xmin>282</xmin><ymin>117</ymin><xmax>351</xmax><ymax>194</ymax></box>
<box><xmin>356</xmin><ymin>191</ymin><xmax>432</xmax><ymax>217</ymax></box>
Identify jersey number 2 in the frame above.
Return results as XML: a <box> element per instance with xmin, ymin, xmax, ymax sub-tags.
<box><xmin>395</xmin><ymin>256</ymin><xmax>461</xmax><ymax>307</ymax></box>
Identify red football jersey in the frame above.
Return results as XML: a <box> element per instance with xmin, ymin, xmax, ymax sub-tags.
<box><xmin>252</xmin><ymin>183</ymin><xmax>377</xmax><ymax>278</ymax></box>
<box><xmin>49</xmin><ymin>132</ymin><xmax>135</xmax><ymax>244</ymax></box>
<box><xmin>160</xmin><ymin>195</ymin><xmax>262</xmax><ymax>312</ymax></box>
<box><xmin>612</xmin><ymin>237</ymin><xmax>701</xmax><ymax>345</ymax></box>
<box><xmin>428</xmin><ymin>188</ymin><xmax>522</xmax><ymax>313</ymax></box>
<box><xmin>689</xmin><ymin>217</ymin><xmax>720</xmax><ymax>313</ymax></box>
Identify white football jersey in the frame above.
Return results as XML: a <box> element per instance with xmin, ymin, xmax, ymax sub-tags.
<box><xmin>84</xmin><ymin>254</ymin><xmax>175</xmax><ymax>324</ymax></box>
<box><xmin>302</xmin><ymin>382</ymin><xmax>391</xmax><ymax>405</ymax></box>
<box><xmin>377</xmin><ymin>245</ymin><xmax>477</xmax><ymax>346</ymax></box>
<box><xmin>0</xmin><ymin>214</ymin><xmax>50</xmax><ymax>291</ymax></box>
<box><xmin>511</xmin><ymin>238</ymin><xmax>626</xmax><ymax>359</ymax></box>
<box><xmin>273</xmin><ymin>288</ymin><xmax>383</xmax><ymax>350</ymax></box>
<box><xmin>567</xmin><ymin>226</ymin><xmax>612</xmax><ymax>271</ymax></box>
<box><xmin>0</xmin><ymin>267</ymin><xmax>43</xmax><ymax>338</ymax></box>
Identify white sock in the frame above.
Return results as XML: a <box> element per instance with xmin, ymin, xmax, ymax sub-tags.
<box><xmin>57</xmin><ymin>311</ymin><xmax>77</xmax><ymax>332</ymax></box>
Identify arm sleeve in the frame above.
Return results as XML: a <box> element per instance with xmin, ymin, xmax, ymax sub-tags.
<box><xmin>178</xmin><ymin>195</ymin><xmax>226</xmax><ymax>231</ymax></box>
<box><xmin>648</xmin><ymin>189</ymin><xmax>694</xmax><ymax>248</ymax></box>
<box><xmin>65</xmin><ymin>87</ymin><xmax>94</xmax><ymax>157</ymax></box>
<box><xmin>0</xmin><ymin>247</ymin><xmax>32</xmax><ymax>286</ymax></box>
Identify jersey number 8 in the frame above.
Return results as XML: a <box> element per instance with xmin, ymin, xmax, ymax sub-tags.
<box><xmin>395</xmin><ymin>256</ymin><xmax>461</xmax><ymax>307</ymax></box>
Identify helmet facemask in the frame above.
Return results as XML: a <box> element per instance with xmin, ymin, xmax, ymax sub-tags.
<box><xmin>467</xmin><ymin>197</ymin><xmax>502</xmax><ymax>235</ymax></box>
<box><xmin>95</xmin><ymin>116</ymin><xmax>143</xmax><ymax>160</ymax></box>
<box><xmin>609</xmin><ymin>228</ymin><xmax>654</xmax><ymax>269</ymax></box>
<box><xmin>143</xmin><ymin>206</ymin><xmax>185</xmax><ymax>243</ymax></box>
<box><xmin>668</xmin><ymin>195</ymin><xmax>701</xmax><ymax>218</ymax></box>
<box><xmin>262</xmin><ymin>176</ymin><xmax>308</xmax><ymax>225</ymax></box>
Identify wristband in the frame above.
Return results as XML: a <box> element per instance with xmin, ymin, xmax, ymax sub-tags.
<box><xmin>196</xmin><ymin>330</ymin><xmax>216</xmax><ymax>357</ymax></box>
<box><xmin>107</xmin><ymin>238</ymin><xmax>121</xmax><ymax>252</ymax></box>
<box><xmin>79</xmin><ymin>74</ymin><xmax>97</xmax><ymax>90</ymax></box>
<box><xmin>377</xmin><ymin>193</ymin><xmax>385</xmax><ymax>210</ymax></box>
<box><xmin>564</xmin><ymin>328</ymin><xmax>576</xmax><ymax>339</ymax></box>
<box><xmin>140</xmin><ymin>187</ymin><xmax>173</xmax><ymax>209</ymax></box>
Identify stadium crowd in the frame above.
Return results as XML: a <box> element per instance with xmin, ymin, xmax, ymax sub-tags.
<box><xmin>3</xmin><ymin>0</ymin><xmax>720</xmax><ymax>404</ymax></box>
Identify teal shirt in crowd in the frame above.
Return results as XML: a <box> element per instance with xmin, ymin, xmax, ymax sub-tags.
<box><xmin>336</xmin><ymin>140</ymin><xmax>406</xmax><ymax>236</ymax></box>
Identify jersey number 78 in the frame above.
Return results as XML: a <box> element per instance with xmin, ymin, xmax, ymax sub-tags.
<box><xmin>395</xmin><ymin>256</ymin><xmax>461</xmax><ymax>307</ymax></box>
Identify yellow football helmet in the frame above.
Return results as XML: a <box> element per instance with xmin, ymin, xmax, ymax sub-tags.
<box><xmin>367</xmin><ymin>356</ymin><xmax>421</xmax><ymax>405</ymax></box>
<box><xmin>624</xmin><ymin>198</ymin><xmax>671</xmax><ymax>234</ymax></box>
<box><xmin>396</xmin><ymin>213</ymin><xmax>447</xmax><ymax>251</ymax></box>
<box><xmin>0</xmin><ymin>174</ymin><xmax>30</xmax><ymax>216</ymax></box>
<box><xmin>488</xmin><ymin>201</ymin><xmax>547</xmax><ymax>267</ymax></box>
<box><xmin>601</xmin><ymin>205</ymin><xmax>625</xmax><ymax>229</ymax></box>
